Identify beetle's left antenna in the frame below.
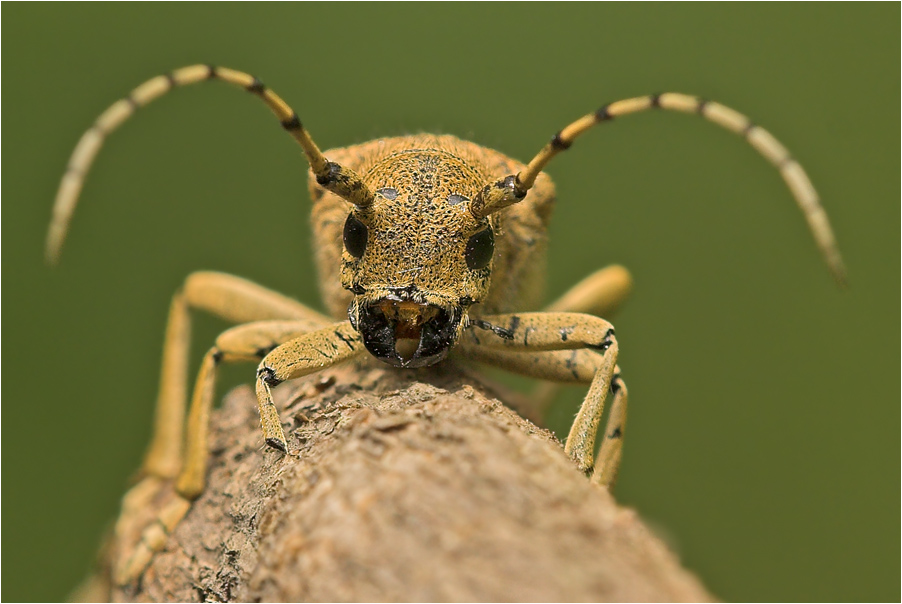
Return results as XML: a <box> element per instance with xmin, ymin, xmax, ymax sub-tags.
<box><xmin>471</xmin><ymin>94</ymin><xmax>846</xmax><ymax>287</ymax></box>
<box><xmin>46</xmin><ymin>64</ymin><xmax>374</xmax><ymax>264</ymax></box>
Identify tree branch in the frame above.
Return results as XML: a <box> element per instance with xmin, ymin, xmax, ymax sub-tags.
<box><xmin>84</xmin><ymin>362</ymin><xmax>714</xmax><ymax>602</ymax></box>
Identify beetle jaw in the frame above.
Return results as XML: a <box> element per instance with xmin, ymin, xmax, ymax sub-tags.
<box><xmin>349</xmin><ymin>296</ymin><xmax>468</xmax><ymax>368</ymax></box>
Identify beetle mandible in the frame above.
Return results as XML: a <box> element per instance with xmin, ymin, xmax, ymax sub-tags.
<box><xmin>47</xmin><ymin>64</ymin><xmax>845</xmax><ymax>584</ymax></box>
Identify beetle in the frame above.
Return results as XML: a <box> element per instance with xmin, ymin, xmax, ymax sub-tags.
<box><xmin>47</xmin><ymin>64</ymin><xmax>845</xmax><ymax>585</ymax></box>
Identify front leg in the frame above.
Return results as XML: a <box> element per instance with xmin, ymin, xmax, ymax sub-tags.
<box><xmin>461</xmin><ymin>312</ymin><xmax>622</xmax><ymax>482</ymax></box>
<box><xmin>116</xmin><ymin>318</ymin><xmax>325</xmax><ymax>585</ymax></box>
<box><xmin>255</xmin><ymin>321</ymin><xmax>366</xmax><ymax>452</ymax></box>
<box><xmin>532</xmin><ymin>264</ymin><xmax>633</xmax><ymax>414</ymax></box>
<box><xmin>145</xmin><ymin>271</ymin><xmax>331</xmax><ymax>480</ymax></box>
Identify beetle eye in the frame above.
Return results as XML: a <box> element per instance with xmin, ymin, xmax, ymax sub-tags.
<box><xmin>465</xmin><ymin>228</ymin><xmax>494</xmax><ymax>270</ymax></box>
<box><xmin>343</xmin><ymin>213</ymin><xmax>368</xmax><ymax>258</ymax></box>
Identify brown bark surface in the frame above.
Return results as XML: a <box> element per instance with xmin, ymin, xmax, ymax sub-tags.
<box><xmin>93</xmin><ymin>363</ymin><xmax>713</xmax><ymax>602</ymax></box>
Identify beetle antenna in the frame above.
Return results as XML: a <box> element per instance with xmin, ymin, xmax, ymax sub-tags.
<box><xmin>471</xmin><ymin>93</ymin><xmax>846</xmax><ymax>287</ymax></box>
<box><xmin>46</xmin><ymin>64</ymin><xmax>374</xmax><ymax>264</ymax></box>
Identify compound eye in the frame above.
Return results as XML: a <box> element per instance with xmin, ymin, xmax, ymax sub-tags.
<box><xmin>465</xmin><ymin>227</ymin><xmax>494</xmax><ymax>270</ymax></box>
<box><xmin>343</xmin><ymin>213</ymin><xmax>368</xmax><ymax>258</ymax></box>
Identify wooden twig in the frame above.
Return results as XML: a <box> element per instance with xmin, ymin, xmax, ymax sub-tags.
<box><xmin>79</xmin><ymin>362</ymin><xmax>714</xmax><ymax>602</ymax></box>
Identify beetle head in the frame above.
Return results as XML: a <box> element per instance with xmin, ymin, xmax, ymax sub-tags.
<box><xmin>340</xmin><ymin>149</ymin><xmax>496</xmax><ymax>367</ymax></box>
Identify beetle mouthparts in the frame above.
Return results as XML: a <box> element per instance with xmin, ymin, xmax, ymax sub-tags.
<box><xmin>358</xmin><ymin>299</ymin><xmax>461</xmax><ymax>368</ymax></box>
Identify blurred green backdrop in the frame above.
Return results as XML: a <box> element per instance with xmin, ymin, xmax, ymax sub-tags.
<box><xmin>3</xmin><ymin>4</ymin><xmax>898</xmax><ymax>601</ymax></box>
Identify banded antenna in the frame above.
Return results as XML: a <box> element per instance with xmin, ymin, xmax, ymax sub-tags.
<box><xmin>46</xmin><ymin>64</ymin><xmax>374</xmax><ymax>264</ymax></box>
<box><xmin>470</xmin><ymin>93</ymin><xmax>847</xmax><ymax>287</ymax></box>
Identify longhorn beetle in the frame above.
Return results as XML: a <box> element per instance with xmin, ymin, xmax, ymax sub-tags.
<box><xmin>47</xmin><ymin>65</ymin><xmax>846</xmax><ymax>585</ymax></box>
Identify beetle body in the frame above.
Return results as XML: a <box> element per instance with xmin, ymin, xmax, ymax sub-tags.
<box><xmin>46</xmin><ymin>65</ymin><xmax>844</xmax><ymax>586</ymax></box>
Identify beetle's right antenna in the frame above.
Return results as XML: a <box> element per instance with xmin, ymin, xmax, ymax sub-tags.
<box><xmin>46</xmin><ymin>64</ymin><xmax>374</xmax><ymax>264</ymax></box>
<box><xmin>472</xmin><ymin>93</ymin><xmax>847</xmax><ymax>287</ymax></box>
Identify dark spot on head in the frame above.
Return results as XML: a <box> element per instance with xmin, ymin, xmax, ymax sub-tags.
<box><xmin>465</xmin><ymin>227</ymin><xmax>495</xmax><ymax>270</ymax></box>
<box><xmin>377</xmin><ymin>187</ymin><xmax>399</xmax><ymax>200</ymax></box>
<box><xmin>343</xmin><ymin>213</ymin><xmax>368</xmax><ymax>259</ymax></box>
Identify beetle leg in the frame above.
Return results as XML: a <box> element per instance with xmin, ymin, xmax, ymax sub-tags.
<box><xmin>143</xmin><ymin>271</ymin><xmax>330</xmax><ymax>481</ymax></box>
<box><xmin>532</xmin><ymin>264</ymin><xmax>633</xmax><ymax>415</ymax></box>
<box><xmin>544</xmin><ymin>264</ymin><xmax>633</xmax><ymax>317</ymax></box>
<box><xmin>594</xmin><ymin>371</ymin><xmax>627</xmax><ymax>488</ymax></box>
<box><xmin>116</xmin><ymin>319</ymin><xmax>321</xmax><ymax>585</ymax></box>
<box><xmin>462</xmin><ymin>347</ymin><xmax>602</xmax><ymax>383</ymax></box>
<box><xmin>255</xmin><ymin>322</ymin><xmax>365</xmax><ymax>453</ymax></box>
<box><xmin>460</xmin><ymin>312</ymin><xmax>625</xmax><ymax>486</ymax></box>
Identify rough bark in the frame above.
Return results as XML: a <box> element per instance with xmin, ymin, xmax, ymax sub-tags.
<box><xmin>85</xmin><ymin>362</ymin><xmax>714</xmax><ymax>602</ymax></box>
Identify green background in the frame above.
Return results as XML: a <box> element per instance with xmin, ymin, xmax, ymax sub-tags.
<box><xmin>3</xmin><ymin>4</ymin><xmax>898</xmax><ymax>601</ymax></box>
